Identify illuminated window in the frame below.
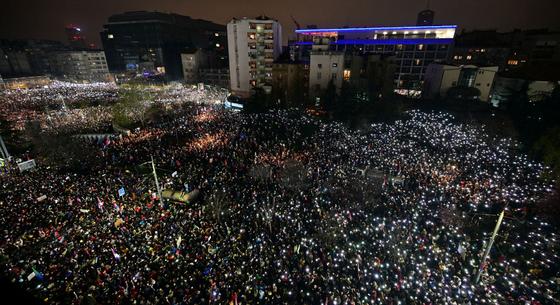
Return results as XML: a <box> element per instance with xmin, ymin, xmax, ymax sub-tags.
<box><xmin>415</xmin><ymin>59</ymin><xmax>421</xmax><ymax>65</ymax></box>
<box><xmin>108</xmin><ymin>34</ymin><xmax>114</xmax><ymax>39</ymax></box>
<box><xmin>249</xmin><ymin>34</ymin><xmax>256</xmax><ymax>40</ymax></box>
<box><xmin>417</xmin><ymin>44</ymin><xmax>424</xmax><ymax>50</ymax></box>
<box><xmin>332</xmin><ymin>63</ymin><xmax>338</xmax><ymax>68</ymax></box>
<box><xmin>214</xmin><ymin>33</ymin><xmax>219</xmax><ymax>37</ymax></box>
<box><xmin>215</xmin><ymin>43</ymin><xmax>221</xmax><ymax>48</ymax></box>
<box><xmin>508</xmin><ymin>59</ymin><xmax>519</xmax><ymax>65</ymax></box>
<box><xmin>343</xmin><ymin>69</ymin><xmax>351</xmax><ymax>81</ymax></box>
<box><xmin>453</xmin><ymin>55</ymin><xmax>458</xmax><ymax>60</ymax></box>
<box><xmin>466</xmin><ymin>55</ymin><xmax>472</xmax><ymax>60</ymax></box>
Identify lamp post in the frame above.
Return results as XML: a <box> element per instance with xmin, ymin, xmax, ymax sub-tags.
<box><xmin>474</xmin><ymin>209</ymin><xmax>505</xmax><ymax>284</ymax></box>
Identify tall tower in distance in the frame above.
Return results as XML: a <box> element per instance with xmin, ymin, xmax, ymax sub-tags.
<box><xmin>417</xmin><ymin>0</ymin><xmax>435</xmax><ymax>26</ymax></box>
<box><xmin>65</xmin><ymin>24</ymin><xmax>87</xmax><ymax>49</ymax></box>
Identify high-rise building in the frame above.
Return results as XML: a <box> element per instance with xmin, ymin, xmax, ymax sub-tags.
<box><xmin>0</xmin><ymin>39</ymin><xmax>69</xmax><ymax>78</ymax></box>
<box><xmin>417</xmin><ymin>10</ymin><xmax>435</xmax><ymax>26</ymax></box>
<box><xmin>51</xmin><ymin>50</ymin><xmax>111</xmax><ymax>82</ymax></box>
<box><xmin>451</xmin><ymin>29</ymin><xmax>560</xmax><ymax>71</ymax></box>
<box><xmin>65</xmin><ymin>24</ymin><xmax>87</xmax><ymax>49</ymax></box>
<box><xmin>227</xmin><ymin>16</ymin><xmax>282</xmax><ymax>97</ymax></box>
<box><xmin>417</xmin><ymin>0</ymin><xmax>435</xmax><ymax>26</ymax></box>
<box><xmin>295</xmin><ymin>25</ymin><xmax>456</xmax><ymax>95</ymax></box>
<box><xmin>100</xmin><ymin>11</ymin><xmax>227</xmax><ymax>80</ymax></box>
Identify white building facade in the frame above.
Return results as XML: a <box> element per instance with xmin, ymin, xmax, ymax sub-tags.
<box><xmin>54</xmin><ymin>50</ymin><xmax>111</xmax><ymax>82</ymax></box>
<box><xmin>181</xmin><ymin>50</ymin><xmax>207</xmax><ymax>84</ymax></box>
<box><xmin>423</xmin><ymin>63</ymin><xmax>498</xmax><ymax>102</ymax></box>
<box><xmin>309</xmin><ymin>51</ymin><xmax>345</xmax><ymax>98</ymax></box>
<box><xmin>227</xmin><ymin>16</ymin><xmax>282</xmax><ymax>97</ymax></box>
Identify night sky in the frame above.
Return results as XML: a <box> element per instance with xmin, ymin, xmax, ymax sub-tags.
<box><xmin>1</xmin><ymin>0</ymin><xmax>559</xmax><ymax>46</ymax></box>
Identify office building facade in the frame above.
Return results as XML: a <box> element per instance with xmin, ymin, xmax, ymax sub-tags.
<box><xmin>52</xmin><ymin>50</ymin><xmax>111</xmax><ymax>82</ymax></box>
<box><xmin>101</xmin><ymin>11</ymin><xmax>227</xmax><ymax>80</ymax></box>
<box><xmin>295</xmin><ymin>25</ymin><xmax>457</xmax><ymax>96</ymax></box>
<box><xmin>227</xmin><ymin>16</ymin><xmax>282</xmax><ymax>97</ymax></box>
<box><xmin>451</xmin><ymin>29</ymin><xmax>560</xmax><ymax>71</ymax></box>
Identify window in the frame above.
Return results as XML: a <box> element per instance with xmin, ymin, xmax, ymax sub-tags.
<box><xmin>343</xmin><ymin>69</ymin><xmax>351</xmax><ymax>81</ymax></box>
<box><xmin>466</xmin><ymin>55</ymin><xmax>472</xmax><ymax>60</ymax></box>
<box><xmin>332</xmin><ymin>63</ymin><xmax>338</xmax><ymax>68</ymax></box>
<box><xmin>332</xmin><ymin>73</ymin><xmax>337</xmax><ymax>80</ymax></box>
<box><xmin>317</xmin><ymin>72</ymin><xmax>322</xmax><ymax>80</ymax></box>
<box><xmin>318</xmin><ymin>64</ymin><xmax>322</xmax><ymax>69</ymax></box>
<box><xmin>108</xmin><ymin>34</ymin><xmax>114</xmax><ymax>39</ymax></box>
<box><xmin>417</xmin><ymin>44</ymin><xmax>424</xmax><ymax>51</ymax></box>
<box><xmin>508</xmin><ymin>59</ymin><xmax>519</xmax><ymax>65</ymax></box>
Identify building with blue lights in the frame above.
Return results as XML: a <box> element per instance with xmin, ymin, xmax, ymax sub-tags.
<box><xmin>294</xmin><ymin>25</ymin><xmax>457</xmax><ymax>94</ymax></box>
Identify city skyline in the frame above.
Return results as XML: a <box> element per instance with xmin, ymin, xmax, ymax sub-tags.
<box><xmin>1</xmin><ymin>0</ymin><xmax>559</xmax><ymax>46</ymax></box>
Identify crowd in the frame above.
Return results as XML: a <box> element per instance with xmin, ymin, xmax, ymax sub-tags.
<box><xmin>0</xmin><ymin>99</ymin><xmax>559</xmax><ymax>304</ymax></box>
<box><xmin>0</xmin><ymin>82</ymin><xmax>226</xmax><ymax>133</ymax></box>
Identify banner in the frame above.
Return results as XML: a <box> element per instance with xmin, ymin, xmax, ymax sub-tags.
<box><xmin>17</xmin><ymin>159</ymin><xmax>36</xmax><ymax>172</ymax></box>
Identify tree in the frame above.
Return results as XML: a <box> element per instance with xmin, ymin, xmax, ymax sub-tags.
<box><xmin>112</xmin><ymin>86</ymin><xmax>154</xmax><ymax>128</ymax></box>
<box><xmin>25</xmin><ymin>121</ymin><xmax>97</xmax><ymax>171</ymax></box>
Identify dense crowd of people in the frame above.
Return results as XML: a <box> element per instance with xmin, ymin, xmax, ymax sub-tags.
<box><xmin>0</xmin><ymin>82</ymin><xmax>226</xmax><ymax>133</ymax></box>
<box><xmin>0</xmin><ymin>88</ymin><xmax>559</xmax><ymax>304</ymax></box>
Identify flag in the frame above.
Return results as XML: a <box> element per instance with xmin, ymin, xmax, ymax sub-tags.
<box><xmin>112</xmin><ymin>248</ymin><xmax>121</xmax><ymax>262</ymax></box>
<box><xmin>118</xmin><ymin>187</ymin><xmax>126</xmax><ymax>197</ymax></box>
<box><xmin>97</xmin><ymin>197</ymin><xmax>104</xmax><ymax>211</ymax></box>
<box><xmin>458</xmin><ymin>244</ymin><xmax>465</xmax><ymax>255</ymax></box>
<box><xmin>32</xmin><ymin>267</ymin><xmax>44</xmax><ymax>281</ymax></box>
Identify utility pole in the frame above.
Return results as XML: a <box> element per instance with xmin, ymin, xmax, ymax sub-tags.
<box><xmin>151</xmin><ymin>155</ymin><xmax>164</xmax><ymax>207</ymax></box>
<box><xmin>475</xmin><ymin>210</ymin><xmax>505</xmax><ymax>284</ymax></box>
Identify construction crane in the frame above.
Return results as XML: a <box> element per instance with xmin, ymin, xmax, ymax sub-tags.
<box><xmin>290</xmin><ymin>14</ymin><xmax>301</xmax><ymax>30</ymax></box>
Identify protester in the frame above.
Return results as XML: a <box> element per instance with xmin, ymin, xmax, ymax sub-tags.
<box><xmin>0</xmin><ymin>88</ymin><xmax>558</xmax><ymax>304</ymax></box>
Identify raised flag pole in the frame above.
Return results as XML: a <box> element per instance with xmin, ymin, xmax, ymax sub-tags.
<box><xmin>151</xmin><ymin>155</ymin><xmax>164</xmax><ymax>207</ymax></box>
<box><xmin>475</xmin><ymin>209</ymin><xmax>505</xmax><ymax>284</ymax></box>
